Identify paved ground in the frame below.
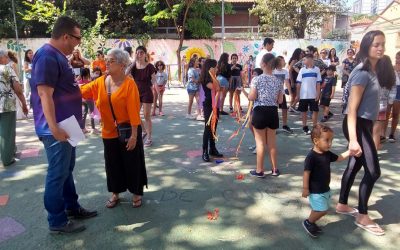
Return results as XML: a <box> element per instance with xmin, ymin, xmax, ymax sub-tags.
<box><xmin>1</xmin><ymin>87</ymin><xmax>400</xmax><ymax>249</ymax></box>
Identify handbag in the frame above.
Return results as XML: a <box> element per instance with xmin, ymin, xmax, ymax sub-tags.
<box><xmin>105</xmin><ymin>77</ymin><xmax>132</xmax><ymax>143</ymax></box>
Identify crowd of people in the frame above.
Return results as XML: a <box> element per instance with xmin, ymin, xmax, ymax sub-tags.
<box><xmin>0</xmin><ymin>15</ymin><xmax>399</xmax><ymax>238</ymax></box>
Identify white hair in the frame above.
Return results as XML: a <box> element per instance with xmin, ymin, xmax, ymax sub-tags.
<box><xmin>0</xmin><ymin>50</ymin><xmax>8</xmax><ymax>58</ymax></box>
<box><xmin>107</xmin><ymin>48</ymin><xmax>130</xmax><ymax>68</ymax></box>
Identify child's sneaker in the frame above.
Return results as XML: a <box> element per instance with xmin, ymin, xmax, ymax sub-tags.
<box><xmin>282</xmin><ymin>125</ymin><xmax>293</xmax><ymax>134</ymax></box>
<box><xmin>249</xmin><ymin>170</ymin><xmax>265</xmax><ymax>178</ymax></box>
<box><xmin>252</xmin><ymin>148</ymin><xmax>257</xmax><ymax>154</ymax></box>
<box><xmin>271</xmin><ymin>169</ymin><xmax>280</xmax><ymax>176</ymax></box>
<box><xmin>320</xmin><ymin>116</ymin><xmax>329</xmax><ymax>122</ymax></box>
<box><xmin>303</xmin><ymin>126</ymin><xmax>311</xmax><ymax>135</ymax></box>
<box><xmin>248</xmin><ymin>145</ymin><xmax>256</xmax><ymax>151</ymax></box>
<box><xmin>388</xmin><ymin>134</ymin><xmax>396</xmax><ymax>143</ymax></box>
<box><xmin>380</xmin><ymin>136</ymin><xmax>386</xmax><ymax>143</ymax></box>
<box><xmin>302</xmin><ymin>219</ymin><xmax>318</xmax><ymax>238</ymax></box>
<box><xmin>328</xmin><ymin>112</ymin><xmax>334</xmax><ymax>118</ymax></box>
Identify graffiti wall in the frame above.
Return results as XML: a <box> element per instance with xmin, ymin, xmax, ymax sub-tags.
<box><xmin>1</xmin><ymin>38</ymin><xmax>350</xmax><ymax>78</ymax></box>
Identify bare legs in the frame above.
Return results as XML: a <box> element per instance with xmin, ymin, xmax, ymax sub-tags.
<box><xmin>254</xmin><ymin>127</ymin><xmax>278</xmax><ymax>173</ymax></box>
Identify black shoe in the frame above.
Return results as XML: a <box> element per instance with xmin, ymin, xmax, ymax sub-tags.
<box><xmin>209</xmin><ymin>148</ymin><xmax>223</xmax><ymax>157</ymax></box>
<box><xmin>202</xmin><ymin>149</ymin><xmax>210</xmax><ymax>162</ymax></box>
<box><xmin>229</xmin><ymin>107</ymin><xmax>233</xmax><ymax>113</ymax></box>
<box><xmin>389</xmin><ymin>134</ymin><xmax>396</xmax><ymax>143</ymax></box>
<box><xmin>49</xmin><ymin>220</ymin><xmax>86</xmax><ymax>234</ymax></box>
<box><xmin>66</xmin><ymin>207</ymin><xmax>98</xmax><ymax>220</ymax></box>
<box><xmin>219</xmin><ymin>110</ymin><xmax>229</xmax><ymax>115</ymax></box>
<box><xmin>328</xmin><ymin>112</ymin><xmax>334</xmax><ymax>118</ymax></box>
<box><xmin>302</xmin><ymin>219</ymin><xmax>318</xmax><ymax>238</ymax></box>
<box><xmin>303</xmin><ymin>126</ymin><xmax>311</xmax><ymax>135</ymax></box>
<box><xmin>282</xmin><ymin>125</ymin><xmax>293</xmax><ymax>134</ymax></box>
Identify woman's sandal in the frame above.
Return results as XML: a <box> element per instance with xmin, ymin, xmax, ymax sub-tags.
<box><xmin>354</xmin><ymin>221</ymin><xmax>385</xmax><ymax>236</ymax></box>
<box><xmin>105</xmin><ymin>198</ymin><xmax>120</xmax><ymax>208</ymax></box>
<box><xmin>132</xmin><ymin>198</ymin><xmax>142</xmax><ymax>208</ymax></box>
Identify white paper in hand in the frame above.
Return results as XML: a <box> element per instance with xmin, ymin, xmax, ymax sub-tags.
<box><xmin>57</xmin><ymin>115</ymin><xmax>85</xmax><ymax>147</ymax></box>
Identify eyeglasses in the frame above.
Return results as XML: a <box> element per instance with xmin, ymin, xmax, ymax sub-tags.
<box><xmin>68</xmin><ymin>33</ymin><xmax>82</xmax><ymax>41</ymax></box>
<box><xmin>105</xmin><ymin>59</ymin><xmax>116</xmax><ymax>64</ymax></box>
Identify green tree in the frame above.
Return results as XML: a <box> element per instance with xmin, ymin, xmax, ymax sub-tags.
<box><xmin>80</xmin><ymin>11</ymin><xmax>108</xmax><ymax>59</ymax></box>
<box><xmin>127</xmin><ymin>0</ymin><xmax>195</xmax><ymax>79</ymax></box>
<box><xmin>251</xmin><ymin>0</ymin><xmax>347</xmax><ymax>39</ymax></box>
<box><xmin>185</xmin><ymin>1</ymin><xmax>233</xmax><ymax>39</ymax></box>
<box><xmin>0</xmin><ymin>0</ymin><xmax>31</xmax><ymax>38</ymax></box>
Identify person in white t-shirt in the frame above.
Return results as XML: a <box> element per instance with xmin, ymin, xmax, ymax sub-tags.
<box><xmin>273</xmin><ymin>56</ymin><xmax>293</xmax><ymax>134</ymax></box>
<box><xmin>255</xmin><ymin>38</ymin><xmax>275</xmax><ymax>69</ymax></box>
<box><xmin>296</xmin><ymin>54</ymin><xmax>322</xmax><ymax>135</ymax></box>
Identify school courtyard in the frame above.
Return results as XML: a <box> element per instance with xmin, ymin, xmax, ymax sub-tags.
<box><xmin>1</xmin><ymin>87</ymin><xmax>399</xmax><ymax>249</ymax></box>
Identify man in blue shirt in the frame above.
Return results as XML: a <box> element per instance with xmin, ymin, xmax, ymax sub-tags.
<box><xmin>30</xmin><ymin>16</ymin><xmax>97</xmax><ymax>234</ymax></box>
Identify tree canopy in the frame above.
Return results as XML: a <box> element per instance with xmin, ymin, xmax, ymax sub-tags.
<box><xmin>251</xmin><ymin>0</ymin><xmax>348</xmax><ymax>39</ymax></box>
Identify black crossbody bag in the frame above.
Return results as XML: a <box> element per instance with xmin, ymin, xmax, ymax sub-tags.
<box><xmin>105</xmin><ymin>77</ymin><xmax>132</xmax><ymax>143</ymax></box>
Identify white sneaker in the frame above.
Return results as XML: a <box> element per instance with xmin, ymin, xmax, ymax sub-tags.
<box><xmin>252</xmin><ymin>148</ymin><xmax>257</xmax><ymax>154</ymax></box>
<box><xmin>186</xmin><ymin>114</ymin><xmax>192</xmax><ymax>119</ymax></box>
<box><xmin>248</xmin><ymin>145</ymin><xmax>256</xmax><ymax>151</ymax></box>
<box><xmin>196</xmin><ymin>115</ymin><xmax>204</xmax><ymax>121</ymax></box>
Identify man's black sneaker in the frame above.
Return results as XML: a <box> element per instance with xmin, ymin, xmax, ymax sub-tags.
<box><xmin>66</xmin><ymin>207</ymin><xmax>98</xmax><ymax>220</ymax></box>
<box><xmin>282</xmin><ymin>125</ymin><xmax>294</xmax><ymax>134</ymax></box>
<box><xmin>49</xmin><ymin>220</ymin><xmax>86</xmax><ymax>234</ymax></box>
<box><xmin>303</xmin><ymin>126</ymin><xmax>311</xmax><ymax>135</ymax></box>
<box><xmin>389</xmin><ymin>134</ymin><xmax>396</xmax><ymax>143</ymax></box>
<box><xmin>302</xmin><ymin>219</ymin><xmax>318</xmax><ymax>238</ymax></box>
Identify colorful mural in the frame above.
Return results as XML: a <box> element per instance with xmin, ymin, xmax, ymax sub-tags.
<box><xmin>1</xmin><ymin>38</ymin><xmax>350</xmax><ymax>78</ymax></box>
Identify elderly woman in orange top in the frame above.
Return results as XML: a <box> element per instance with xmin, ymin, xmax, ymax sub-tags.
<box><xmin>91</xmin><ymin>50</ymin><xmax>106</xmax><ymax>74</ymax></box>
<box><xmin>81</xmin><ymin>48</ymin><xmax>147</xmax><ymax>209</ymax></box>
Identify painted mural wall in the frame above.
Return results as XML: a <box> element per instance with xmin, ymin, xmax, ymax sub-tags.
<box><xmin>1</xmin><ymin>38</ymin><xmax>350</xmax><ymax>78</ymax></box>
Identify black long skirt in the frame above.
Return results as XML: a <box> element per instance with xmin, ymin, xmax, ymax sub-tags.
<box><xmin>103</xmin><ymin>126</ymin><xmax>148</xmax><ymax>195</ymax></box>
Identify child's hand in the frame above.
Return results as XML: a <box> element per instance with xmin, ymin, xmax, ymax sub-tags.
<box><xmin>302</xmin><ymin>188</ymin><xmax>310</xmax><ymax>198</ymax></box>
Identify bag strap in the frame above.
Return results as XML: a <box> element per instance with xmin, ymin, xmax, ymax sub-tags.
<box><xmin>105</xmin><ymin>76</ymin><xmax>118</xmax><ymax>127</ymax></box>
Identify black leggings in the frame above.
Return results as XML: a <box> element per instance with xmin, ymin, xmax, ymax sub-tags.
<box><xmin>339</xmin><ymin>116</ymin><xmax>381</xmax><ymax>214</ymax></box>
<box><xmin>203</xmin><ymin>102</ymin><xmax>219</xmax><ymax>150</ymax></box>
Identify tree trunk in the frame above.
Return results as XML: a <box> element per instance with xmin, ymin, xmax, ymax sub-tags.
<box><xmin>177</xmin><ymin>31</ymin><xmax>184</xmax><ymax>82</ymax></box>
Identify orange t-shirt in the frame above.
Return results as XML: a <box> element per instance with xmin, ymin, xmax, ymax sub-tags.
<box><xmin>91</xmin><ymin>59</ymin><xmax>106</xmax><ymax>73</ymax></box>
<box><xmin>81</xmin><ymin>75</ymin><xmax>141</xmax><ymax>139</ymax></box>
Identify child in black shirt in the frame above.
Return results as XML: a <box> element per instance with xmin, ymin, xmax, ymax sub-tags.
<box><xmin>320</xmin><ymin>65</ymin><xmax>337</xmax><ymax>122</ymax></box>
<box><xmin>302</xmin><ymin>124</ymin><xmax>349</xmax><ymax>237</ymax></box>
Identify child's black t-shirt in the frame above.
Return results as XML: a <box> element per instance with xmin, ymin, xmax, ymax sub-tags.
<box><xmin>230</xmin><ymin>64</ymin><xmax>242</xmax><ymax>77</ymax></box>
<box><xmin>321</xmin><ymin>77</ymin><xmax>337</xmax><ymax>99</ymax></box>
<box><xmin>304</xmin><ymin>150</ymin><xmax>338</xmax><ymax>193</ymax></box>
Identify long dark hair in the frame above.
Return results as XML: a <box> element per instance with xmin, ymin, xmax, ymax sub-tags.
<box><xmin>376</xmin><ymin>55</ymin><xmax>395</xmax><ymax>89</ymax></box>
<box><xmin>217</xmin><ymin>53</ymin><xmax>229</xmax><ymax>75</ymax></box>
<box><xmin>289</xmin><ymin>48</ymin><xmax>303</xmax><ymax>63</ymax></box>
<box><xmin>328</xmin><ymin>48</ymin><xmax>337</xmax><ymax>61</ymax></box>
<box><xmin>356</xmin><ymin>30</ymin><xmax>388</xmax><ymax>87</ymax></box>
<box><xmin>24</xmin><ymin>49</ymin><xmax>33</xmax><ymax>63</ymax></box>
<box><xmin>200</xmin><ymin>59</ymin><xmax>217</xmax><ymax>85</ymax></box>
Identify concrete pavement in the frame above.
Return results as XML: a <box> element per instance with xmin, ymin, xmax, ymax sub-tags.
<box><xmin>1</xmin><ymin>87</ymin><xmax>400</xmax><ymax>249</ymax></box>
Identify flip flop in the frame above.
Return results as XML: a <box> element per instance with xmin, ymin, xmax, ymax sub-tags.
<box><xmin>354</xmin><ymin>221</ymin><xmax>385</xmax><ymax>236</ymax></box>
<box><xmin>335</xmin><ymin>207</ymin><xmax>359</xmax><ymax>217</ymax></box>
<box><xmin>105</xmin><ymin>199</ymin><xmax>119</xmax><ymax>208</ymax></box>
<box><xmin>132</xmin><ymin>199</ymin><xmax>142</xmax><ymax>208</ymax></box>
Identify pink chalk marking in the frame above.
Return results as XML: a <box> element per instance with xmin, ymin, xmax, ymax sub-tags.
<box><xmin>0</xmin><ymin>217</ymin><xmax>26</xmax><ymax>243</ymax></box>
<box><xmin>20</xmin><ymin>148</ymin><xmax>40</xmax><ymax>158</ymax></box>
<box><xmin>186</xmin><ymin>150</ymin><xmax>203</xmax><ymax>158</ymax></box>
<box><xmin>0</xmin><ymin>195</ymin><xmax>9</xmax><ymax>206</ymax></box>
